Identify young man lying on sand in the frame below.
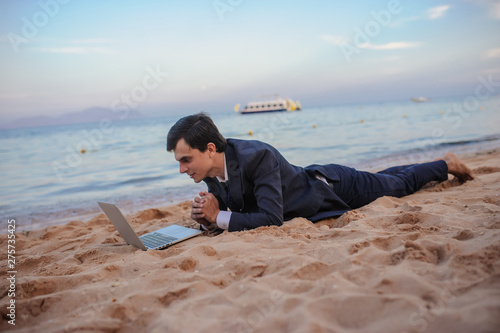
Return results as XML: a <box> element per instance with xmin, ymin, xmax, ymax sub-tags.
<box><xmin>166</xmin><ymin>112</ymin><xmax>474</xmax><ymax>232</ymax></box>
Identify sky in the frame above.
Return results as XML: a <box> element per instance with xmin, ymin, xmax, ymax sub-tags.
<box><xmin>0</xmin><ymin>0</ymin><xmax>499</xmax><ymax>122</ymax></box>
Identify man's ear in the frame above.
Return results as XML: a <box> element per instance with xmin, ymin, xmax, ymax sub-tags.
<box><xmin>206</xmin><ymin>142</ymin><xmax>217</xmax><ymax>156</ymax></box>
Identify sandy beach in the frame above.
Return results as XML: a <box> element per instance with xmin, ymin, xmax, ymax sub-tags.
<box><xmin>1</xmin><ymin>148</ymin><xmax>499</xmax><ymax>333</ymax></box>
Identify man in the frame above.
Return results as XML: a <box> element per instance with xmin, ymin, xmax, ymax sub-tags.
<box><xmin>166</xmin><ymin>112</ymin><xmax>474</xmax><ymax>232</ymax></box>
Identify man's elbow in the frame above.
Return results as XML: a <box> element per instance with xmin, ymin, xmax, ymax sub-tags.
<box><xmin>228</xmin><ymin>212</ymin><xmax>283</xmax><ymax>231</ymax></box>
<box><xmin>268</xmin><ymin>214</ymin><xmax>283</xmax><ymax>227</ymax></box>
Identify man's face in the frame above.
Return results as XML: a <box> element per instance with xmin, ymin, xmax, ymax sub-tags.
<box><xmin>173</xmin><ymin>138</ymin><xmax>214</xmax><ymax>183</ymax></box>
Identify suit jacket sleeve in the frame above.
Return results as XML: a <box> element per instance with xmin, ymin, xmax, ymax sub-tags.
<box><xmin>228</xmin><ymin>149</ymin><xmax>284</xmax><ymax>231</ymax></box>
<box><xmin>204</xmin><ymin>177</ymin><xmax>228</xmax><ymax>212</ymax></box>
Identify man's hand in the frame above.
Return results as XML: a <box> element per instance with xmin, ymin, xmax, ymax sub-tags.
<box><xmin>191</xmin><ymin>191</ymin><xmax>220</xmax><ymax>225</ymax></box>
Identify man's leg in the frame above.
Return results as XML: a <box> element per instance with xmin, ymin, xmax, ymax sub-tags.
<box><xmin>331</xmin><ymin>160</ymin><xmax>448</xmax><ymax>209</ymax></box>
<box><xmin>376</xmin><ymin>164</ymin><xmax>414</xmax><ymax>175</ymax></box>
<box><xmin>377</xmin><ymin>153</ymin><xmax>474</xmax><ymax>182</ymax></box>
<box><xmin>331</xmin><ymin>152</ymin><xmax>473</xmax><ymax>209</ymax></box>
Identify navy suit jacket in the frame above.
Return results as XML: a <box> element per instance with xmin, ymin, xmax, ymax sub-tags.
<box><xmin>203</xmin><ymin>139</ymin><xmax>351</xmax><ymax>232</ymax></box>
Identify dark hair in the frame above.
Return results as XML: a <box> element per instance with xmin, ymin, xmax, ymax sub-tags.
<box><xmin>166</xmin><ymin>112</ymin><xmax>227</xmax><ymax>152</ymax></box>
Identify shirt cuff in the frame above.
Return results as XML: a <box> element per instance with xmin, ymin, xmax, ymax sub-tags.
<box><xmin>216</xmin><ymin>211</ymin><xmax>231</xmax><ymax>230</ymax></box>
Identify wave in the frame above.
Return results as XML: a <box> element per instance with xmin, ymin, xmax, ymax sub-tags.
<box><xmin>116</xmin><ymin>175</ymin><xmax>168</xmax><ymax>186</ymax></box>
<box><xmin>50</xmin><ymin>174</ymin><xmax>170</xmax><ymax>196</ymax></box>
<box><xmin>355</xmin><ymin>133</ymin><xmax>500</xmax><ymax>170</ymax></box>
<box><xmin>434</xmin><ymin>134</ymin><xmax>500</xmax><ymax>147</ymax></box>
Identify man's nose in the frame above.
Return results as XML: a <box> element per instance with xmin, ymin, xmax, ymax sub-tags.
<box><xmin>180</xmin><ymin>164</ymin><xmax>188</xmax><ymax>174</ymax></box>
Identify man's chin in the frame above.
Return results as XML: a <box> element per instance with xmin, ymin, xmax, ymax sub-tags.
<box><xmin>191</xmin><ymin>175</ymin><xmax>203</xmax><ymax>183</ymax></box>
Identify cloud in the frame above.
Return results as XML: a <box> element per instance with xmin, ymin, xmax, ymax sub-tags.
<box><xmin>358</xmin><ymin>42</ymin><xmax>421</xmax><ymax>50</ymax></box>
<box><xmin>32</xmin><ymin>38</ymin><xmax>117</xmax><ymax>54</ymax></box>
<box><xmin>71</xmin><ymin>38</ymin><xmax>110</xmax><ymax>44</ymax></box>
<box><xmin>320</xmin><ymin>35</ymin><xmax>421</xmax><ymax>51</ymax></box>
<box><xmin>37</xmin><ymin>47</ymin><xmax>117</xmax><ymax>54</ymax></box>
<box><xmin>427</xmin><ymin>5</ymin><xmax>452</xmax><ymax>19</ymax></box>
<box><xmin>391</xmin><ymin>5</ymin><xmax>451</xmax><ymax>27</ymax></box>
<box><xmin>483</xmin><ymin>48</ymin><xmax>500</xmax><ymax>59</ymax></box>
<box><xmin>319</xmin><ymin>35</ymin><xmax>347</xmax><ymax>45</ymax></box>
<box><xmin>390</xmin><ymin>16</ymin><xmax>420</xmax><ymax>27</ymax></box>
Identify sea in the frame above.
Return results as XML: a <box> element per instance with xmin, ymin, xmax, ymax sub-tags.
<box><xmin>2</xmin><ymin>96</ymin><xmax>500</xmax><ymax>231</ymax></box>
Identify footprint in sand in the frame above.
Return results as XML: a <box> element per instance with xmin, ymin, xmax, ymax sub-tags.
<box><xmin>14</xmin><ymin>294</ymin><xmax>61</xmax><ymax>317</ymax></box>
<box><xmin>452</xmin><ymin>244</ymin><xmax>500</xmax><ymax>274</ymax></box>
<box><xmin>472</xmin><ymin>166</ymin><xmax>500</xmax><ymax>174</ymax></box>
<box><xmin>187</xmin><ymin>245</ymin><xmax>217</xmax><ymax>257</ymax></box>
<box><xmin>371</xmin><ymin>236</ymin><xmax>404</xmax><ymax>252</ymax></box>
<box><xmin>178</xmin><ymin>256</ymin><xmax>198</xmax><ymax>271</ymax></box>
<box><xmin>18</xmin><ymin>279</ymin><xmax>58</xmax><ymax>298</ymax></box>
<box><xmin>74</xmin><ymin>248</ymin><xmax>116</xmax><ymax>265</ymax></box>
<box><xmin>395</xmin><ymin>212</ymin><xmax>422</xmax><ymax>225</ymax></box>
<box><xmin>453</xmin><ymin>229</ymin><xmax>475</xmax><ymax>241</ymax></box>
<box><xmin>348</xmin><ymin>241</ymin><xmax>371</xmax><ymax>255</ymax></box>
<box><xmin>390</xmin><ymin>250</ymin><xmax>406</xmax><ymax>265</ymax></box>
<box><xmin>159</xmin><ymin>287</ymin><xmax>191</xmax><ymax>306</ymax></box>
<box><xmin>292</xmin><ymin>262</ymin><xmax>332</xmax><ymax>280</ymax></box>
<box><xmin>403</xmin><ymin>241</ymin><xmax>448</xmax><ymax>264</ymax></box>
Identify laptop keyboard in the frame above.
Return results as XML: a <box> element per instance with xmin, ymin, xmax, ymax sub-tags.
<box><xmin>140</xmin><ymin>232</ymin><xmax>178</xmax><ymax>249</ymax></box>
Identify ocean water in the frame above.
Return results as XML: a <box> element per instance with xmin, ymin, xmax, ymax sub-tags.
<box><xmin>2</xmin><ymin>96</ymin><xmax>500</xmax><ymax>231</ymax></box>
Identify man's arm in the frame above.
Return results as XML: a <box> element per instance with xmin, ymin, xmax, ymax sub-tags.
<box><xmin>227</xmin><ymin>149</ymin><xmax>284</xmax><ymax>231</ymax></box>
<box><xmin>198</xmin><ymin>147</ymin><xmax>286</xmax><ymax>231</ymax></box>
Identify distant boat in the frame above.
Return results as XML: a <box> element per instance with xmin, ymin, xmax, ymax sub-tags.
<box><xmin>235</xmin><ymin>96</ymin><xmax>302</xmax><ymax>114</ymax></box>
<box><xmin>411</xmin><ymin>97</ymin><xmax>431</xmax><ymax>103</ymax></box>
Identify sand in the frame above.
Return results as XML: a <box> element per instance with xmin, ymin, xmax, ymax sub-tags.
<box><xmin>1</xmin><ymin>148</ymin><xmax>500</xmax><ymax>333</ymax></box>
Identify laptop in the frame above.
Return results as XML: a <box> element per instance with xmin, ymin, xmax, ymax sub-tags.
<box><xmin>97</xmin><ymin>201</ymin><xmax>202</xmax><ymax>251</ymax></box>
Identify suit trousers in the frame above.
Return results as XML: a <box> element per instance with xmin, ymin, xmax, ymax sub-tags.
<box><xmin>324</xmin><ymin>160</ymin><xmax>449</xmax><ymax>210</ymax></box>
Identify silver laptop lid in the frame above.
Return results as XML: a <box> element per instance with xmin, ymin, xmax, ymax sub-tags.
<box><xmin>97</xmin><ymin>201</ymin><xmax>147</xmax><ymax>251</ymax></box>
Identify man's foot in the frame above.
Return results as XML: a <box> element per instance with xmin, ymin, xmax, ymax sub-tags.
<box><xmin>442</xmin><ymin>152</ymin><xmax>474</xmax><ymax>183</ymax></box>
